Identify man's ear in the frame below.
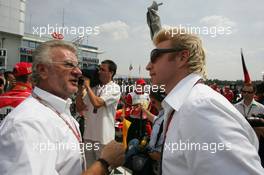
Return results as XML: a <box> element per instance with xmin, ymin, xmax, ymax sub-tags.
<box><xmin>180</xmin><ymin>50</ymin><xmax>190</xmax><ymax>62</ymax></box>
<box><xmin>110</xmin><ymin>71</ymin><xmax>114</xmax><ymax>79</ymax></box>
<box><xmin>37</xmin><ymin>64</ymin><xmax>49</xmax><ymax>80</ymax></box>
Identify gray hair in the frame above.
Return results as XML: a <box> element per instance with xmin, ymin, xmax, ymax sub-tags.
<box><xmin>32</xmin><ymin>40</ymin><xmax>77</xmax><ymax>85</ymax></box>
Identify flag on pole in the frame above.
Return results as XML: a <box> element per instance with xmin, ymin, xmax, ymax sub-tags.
<box><xmin>240</xmin><ymin>48</ymin><xmax>251</xmax><ymax>85</ymax></box>
<box><xmin>129</xmin><ymin>64</ymin><xmax>133</xmax><ymax>71</ymax></box>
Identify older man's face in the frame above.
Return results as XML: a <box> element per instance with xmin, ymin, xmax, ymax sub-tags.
<box><xmin>44</xmin><ymin>47</ymin><xmax>82</xmax><ymax>99</ymax></box>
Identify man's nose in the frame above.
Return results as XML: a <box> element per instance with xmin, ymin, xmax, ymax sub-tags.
<box><xmin>72</xmin><ymin>67</ymin><xmax>82</xmax><ymax>78</ymax></box>
<box><xmin>146</xmin><ymin>61</ymin><xmax>152</xmax><ymax>71</ymax></box>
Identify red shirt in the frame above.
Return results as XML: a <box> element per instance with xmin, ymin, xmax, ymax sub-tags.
<box><xmin>0</xmin><ymin>82</ymin><xmax>32</xmax><ymax>108</ymax></box>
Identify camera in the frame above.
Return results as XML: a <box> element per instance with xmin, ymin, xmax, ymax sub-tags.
<box><xmin>79</xmin><ymin>64</ymin><xmax>100</xmax><ymax>87</ymax></box>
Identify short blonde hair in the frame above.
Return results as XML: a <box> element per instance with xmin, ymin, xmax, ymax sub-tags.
<box><xmin>153</xmin><ymin>27</ymin><xmax>207</xmax><ymax>79</ymax></box>
<box><xmin>32</xmin><ymin>40</ymin><xmax>77</xmax><ymax>84</ymax></box>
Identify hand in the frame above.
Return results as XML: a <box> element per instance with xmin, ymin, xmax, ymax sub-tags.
<box><xmin>100</xmin><ymin>140</ymin><xmax>125</xmax><ymax>168</ymax></box>
<box><xmin>84</xmin><ymin>78</ymin><xmax>91</xmax><ymax>89</ymax></box>
<box><xmin>77</xmin><ymin>84</ymin><xmax>86</xmax><ymax>97</ymax></box>
<box><xmin>138</xmin><ymin>103</ymin><xmax>148</xmax><ymax>113</ymax></box>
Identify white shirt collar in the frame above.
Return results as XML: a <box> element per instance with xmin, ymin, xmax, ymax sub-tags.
<box><xmin>241</xmin><ymin>99</ymin><xmax>258</xmax><ymax>108</ymax></box>
<box><xmin>162</xmin><ymin>73</ymin><xmax>202</xmax><ymax>112</ymax></box>
<box><xmin>33</xmin><ymin>86</ymin><xmax>72</xmax><ymax>115</ymax></box>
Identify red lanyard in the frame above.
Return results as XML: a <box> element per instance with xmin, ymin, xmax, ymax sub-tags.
<box><xmin>164</xmin><ymin>79</ymin><xmax>203</xmax><ymax>139</ymax></box>
<box><xmin>160</xmin><ymin>110</ymin><xmax>175</xmax><ymax>175</ymax></box>
<box><xmin>164</xmin><ymin>110</ymin><xmax>175</xmax><ymax>139</ymax></box>
<box><xmin>32</xmin><ymin>92</ymin><xmax>82</xmax><ymax>143</ymax></box>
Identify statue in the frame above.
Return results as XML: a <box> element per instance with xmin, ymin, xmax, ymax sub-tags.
<box><xmin>146</xmin><ymin>1</ymin><xmax>163</xmax><ymax>40</ymax></box>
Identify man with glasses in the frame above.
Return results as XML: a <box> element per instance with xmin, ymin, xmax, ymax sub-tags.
<box><xmin>0</xmin><ymin>40</ymin><xmax>124</xmax><ymax>175</ymax></box>
<box><xmin>146</xmin><ymin>27</ymin><xmax>263</xmax><ymax>174</ymax></box>
<box><xmin>235</xmin><ymin>84</ymin><xmax>264</xmax><ymax>118</ymax></box>
<box><xmin>234</xmin><ymin>84</ymin><xmax>264</xmax><ymax>168</ymax></box>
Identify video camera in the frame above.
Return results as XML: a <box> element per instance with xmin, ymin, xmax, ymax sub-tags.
<box><xmin>79</xmin><ymin>64</ymin><xmax>100</xmax><ymax>88</ymax></box>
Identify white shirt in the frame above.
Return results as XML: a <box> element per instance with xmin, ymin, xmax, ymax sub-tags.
<box><xmin>0</xmin><ymin>87</ymin><xmax>83</xmax><ymax>175</ymax></box>
<box><xmin>234</xmin><ymin>99</ymin><xmax>264</xmax><ymax>118</ymax></box>
<box><xmin>162</xmin><ymin>73</ymin><xmax>263</xmax><ymax>175</ymax></box>
<box><xmin>83</xmin><ymin>81</ymin><xmax>121</xmax><ymax>144</ymax></box>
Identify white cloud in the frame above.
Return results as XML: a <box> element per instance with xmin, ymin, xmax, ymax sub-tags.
<box><xmin>98</xmin><ymin>20</ymin><xmax>130</xmax><ymax>40</ymax></box>
<box><xmin>200</xmin><ymin>15</ymin><xmax>236</xmax><ymax>28</ymax></box>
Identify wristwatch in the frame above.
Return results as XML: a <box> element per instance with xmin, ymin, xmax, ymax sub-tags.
<box><xmin>97</xmin><ymin>158</ymin><xmax>113</xmax><ymax>174</ymax></box>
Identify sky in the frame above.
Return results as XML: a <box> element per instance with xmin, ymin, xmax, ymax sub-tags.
<box><xmin>25</xmin><ymin>0</ymin><xmax>264</xmax><ymax>81</ymax></box>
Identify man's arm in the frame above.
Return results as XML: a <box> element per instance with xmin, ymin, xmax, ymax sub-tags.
<box><xmin>82</xmin><ymin>161</ymin><xmax>106</xmax><ymax>175</ymax></box>
<box><xmin>82</xmin><ymin>140</ymin><xmax>125</xmax><ymax>175</ymax></box>
<box><xmin>84</xmin><ymin>79</ymin><xmax>105</xmax><ymax>109</ymax></box>
<box><xmin>141</xmin><ymin>106</ymin><xmax>156</xmax><ymax>123</ymax></box>
<box><xmin>76</xmin><ymin>85</ymin><xmax>87</xmax><ymax>113</ymax></box>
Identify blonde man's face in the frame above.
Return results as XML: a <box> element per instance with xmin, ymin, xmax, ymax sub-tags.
<box><xmin>146</xmin><ymin>40</ymin><xmax>182</xmax><ymax>87</ymax></box>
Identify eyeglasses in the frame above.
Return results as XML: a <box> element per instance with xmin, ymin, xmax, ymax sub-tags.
<box><xmin>52</xmin><ymin>60</ymin><xmax>81</xmax><ymax>69</ymax></box>
<box><xmin>241</xmin><ymin>90</ymin><xmax>254</xmax><ymax>94</ymax></box>
<box><xmin>150</xmin><ymin>48</ymin><xmax>184</xmax><ymax>63</ymax></box>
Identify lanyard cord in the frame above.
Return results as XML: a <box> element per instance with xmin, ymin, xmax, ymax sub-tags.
<box><xmin>32</xmin><ymin>92</ymin><xmax>82</xmax><ymax>143</ymax></box>
<box><xmin>159</xmin><ymin>110</ymin><xmax>175</xmax><ymax>175</ymax></box>
<box><xmin>243</xmin><ymin>103</ymin><xmax>254</xmax><ymax>118</ymax></box>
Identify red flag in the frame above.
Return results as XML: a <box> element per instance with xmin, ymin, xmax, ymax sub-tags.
<box><xmin>241</xmin><ymin>48</ymin><xmax>251</xmax><ymax>85</ymax></box>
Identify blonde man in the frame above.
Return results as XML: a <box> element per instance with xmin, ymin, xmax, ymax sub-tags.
<box><xmin>146</xmin><ymin>27</ymin><xmax>263</xmax><ymax>175</ymax></box>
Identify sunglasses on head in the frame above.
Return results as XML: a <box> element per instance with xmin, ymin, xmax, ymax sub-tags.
<box><xmin>150</xmin><ymin>48</ymin><xmax>184</xmax><ymax>63</ymax></box>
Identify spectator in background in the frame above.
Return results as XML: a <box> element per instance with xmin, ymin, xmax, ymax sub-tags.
<box><xmin>0</xmin><ymin>76</ymin><xmax>4</xmax><ymax>94</ymax></box>
<box><xmin>0</xmin><ymin>62</ymin><xmax>32</xmax><ymax>118</ymax></box>
<box><xmin>76</xmin><ymin>60</ymin><xmax>121</xmax><ymax>168</ymax></box>
<box><xmin>125</xmin><ymin>79</ymin><xmax>151</xmax><ymax>144</ymax></box>
<box><xmin>141</xmin><ymin>89</ymin><xmax>166</xmax><ymax>174</ymax></box>
<box><xmin>4</xmin><ymin>71</ymin><xmax>16</xmax><ymax>92</ymax></box>
<box><xmin>210</xmin><ymin>83</ymin><xmax>221</xmax><ymax>93</ymax></box>
<box><xmin>256</xmin><ymin>83</ymin><xmax>264</xmax><ymax>105</ymax></box>
<box><xmin>234</xmin><ymin>83</ymin><xmax>264</xmax><ymax>119</ymax></box>
<box><xmin>235</xmin><ymin>83</ymin><xmax>264</xmax><ymax>167</ymax></box>
<box><xmin>222</xmin><ymin>85</ymin><xmax>234</xmax><ymax>103</ymax></box>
